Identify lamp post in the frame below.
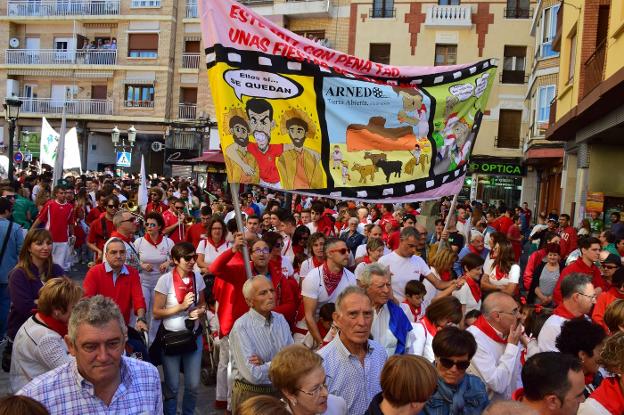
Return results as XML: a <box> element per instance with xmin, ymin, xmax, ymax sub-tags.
<box><xmin>4</xmin><ymin>97</ymin><xmax>22</xmax><ymax>182</ymax></box>
<box><xmin>111</xmin><ymin>125</ymin><xmax>136</xmax><ymax>175</ymax></box>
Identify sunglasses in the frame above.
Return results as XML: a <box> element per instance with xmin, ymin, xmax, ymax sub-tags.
<box><xmin>439</xmin><ymin>357</ymin><xmax>470</xmax><ymax>371</ymax></box>
<box><xmin>330</xmin><ymin>248</ymin><xmax>348</xmax><ymax>255</ymax></box>
<box><xmin>107</xmin><ymin>204</ymin><xmax>119</xmax><ymax>208</ymax></box>
<box><xmin>175</xmin><ymin>206</ymin><xmax>185</xmax><ymax>210</ymax></box>
<box><xmin>601</xmin><ymin>263</ymin><xmax>619</xmax><ymax>270</ymax></box>
<box><xmin>182</xmin><ymin>254</ymin><xmax>198</xmax><ymax>262</ymax></box>
<box><xmin>3</xmin><ymin>195</ymin><xmax>16</xmax><ymax>199</ymax></box>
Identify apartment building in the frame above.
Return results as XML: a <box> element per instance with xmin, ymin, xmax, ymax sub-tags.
<box><xmin>546</xmin><ymin>0</ymin><xmax>624</xmax><ymax>225</ymax></box>
<box><xmin>522</xmin><ymin>0</ymin><xmax>563</xmax><ymax>216</ymax></box>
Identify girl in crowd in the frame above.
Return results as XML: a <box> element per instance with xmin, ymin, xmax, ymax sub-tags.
<box><xmin>354</xmin><ymin>238</ymin><xmax>386</xmax><ymax>281</ymax></box>
<box><xmin>452</xmin><ymin>253</ymin><xmax>485</xmax><ymax>316</ymax></box>
<box><xmin>412</xmin><ymin>296</ymin><xmax>463</xmax><ymax>362</ymax></box>
<box><xmin>299</xmin><ymin>233</ymin><xmax>326</xmax><ymax>281</ymax></box>
<box><xmin>196</xmin><ymin>217</ymin><xmax>229</xmax><ymax>274</ymax></box>
<box><xmin>481</xmin><ymin>240</ymin><xmax>520</xmax><ymax>296</ymax></box>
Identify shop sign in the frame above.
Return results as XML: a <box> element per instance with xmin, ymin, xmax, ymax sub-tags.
<box><xmin>586</xmin><ymin>192</ymin><xmax>604</xmax><ymax>213</ymax></box>
<box><xmin>469</xmin><ymin>161</ymin><xmax>524</xmax><ymax>176</ymax></box>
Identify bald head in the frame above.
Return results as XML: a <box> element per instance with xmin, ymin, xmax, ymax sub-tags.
<box><xmin>482</xmin><ymin>292</ymin><xmax>516</xmax><ymax>316</ymax></box>
<box><xmin>483</xmin><ymin>400</ymin><xmax>538</xmax><ymax>415</ymax></box>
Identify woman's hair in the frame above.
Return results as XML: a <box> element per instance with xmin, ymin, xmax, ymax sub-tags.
<box><xmin>494</xmin><ymin>240</ymin><xmax>515</xmax><ymax>274</ymax></box>
<box><xmin>604</xmin><ymin>299</ymin><xmax>624</xmax><ymax>334</ymax></box>
<box><xmin>237</xmin><ymin>395</ymin><xmax>290</xmax><ymax>415</ymax></box>
<box><xmin>38</xmin><ymin>277</ymin><xmax>83</xmax><ymax>315</ymax></box>
<box><xmin>432</xmin><ymin>326</ymin><xmax>477</xmax><ymax>359</ymax></box>
<box><xmin>269</xmin><ymin>344</ymin><xmax>324</xmax><ymax>396</ymax></box>
<box><xmin>405</xmin><ymin>279</ymin><xmax>426</xmax><ymax>297</ymax></box>
<box><xmin>555</xmin><ymin>318</ymin><xmax>607</xmax><ymax>359</ymax></box>
<box><xmin>307</xmin><ymin>232</ymin><xmax>326</xmax><ymax>257</ymax></box>
<box><xmin>545</xmin><ymin>243</ymin><xmax>561</xmax><ymax>255</ymax></box>
<box><xmin>524</xmin><ymin>306</ymin><xmax>552</xmax><ymax>338</ymax></box>
<box><xmin>366</xmin><ymin>237</ymin><xmax>385</xmax><ymax>254</ymax></box>
<box><xmin>425</xmin><ymin>296</ymin><xmax>463</xmax><ymax>326</ymax></box>
<box><xmin>16</xmin><ymin>229</ymin><xmax>55</xmax><ymax>281</ymax></box>
<box><xmin>0</xmin><ymin>396</ymin><xmax>49</xmax><ymax>415</ymax></box>
<box><xmin>430</xmin><ymin>248</ymin><xmax>457</xmax><ymax>274</ymax></box>
<box><xmin>171</xmin><ymin>242</ymin><xmax>196</xmax><ymax>262</ymax></box>
<box><xmin>380</xmin><ymin>355</ymin><xmax>437</xmax><ymax>407</ymax></box>
<box><xmin>208</xmin><ymin>217</ymin><xmax>227</xmax><ymax>241</ymax></box>
<box><xmin>598</xmin><ymin>331</ymin><xmax>624</xmax><ymax>374</ymax></box>
<box><xmin>292</xmin><ymin>225</ymin><xmax>310</xmax><ymax>245</ymax></box>
<box><xmin>145</xmin><ymin>211</ymin><xmax>165</xmax><ymax>229</ymax></box>
<box><xmin>262</xmin><ymin>231</ymin><xmax>283</xmax><ymax>251</ymax></box>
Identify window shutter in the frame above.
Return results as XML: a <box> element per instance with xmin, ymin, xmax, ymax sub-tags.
<box><xmin>128</xmin><ymin>33</ymin><xmax>158</xmax><ymax>50</ymax></box>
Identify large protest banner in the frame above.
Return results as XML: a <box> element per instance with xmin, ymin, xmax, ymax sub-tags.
<box><xmin>200</xmin><ymin>0</ymin><xmax>497</xmax><ymax>202</ymax></box>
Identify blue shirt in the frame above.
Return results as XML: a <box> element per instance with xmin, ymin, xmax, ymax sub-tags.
<box><xmin>453</xmin><ymin>245</ymin><xmax>489</xmax><ymax>278</ymax></box>
<box><xmin>319</xmin><ymin>335</ymin><xmax>387</xmax><ymax>415</ymax></box>
<box><xmin>104</xmin><ymin>261</ymin><xmax>129</xmax><ymax>285</ymax></box>
<box><xmin>0</xmin><ymin>218</ymin><xmax>24</xmax><ymax>284</ymax></box>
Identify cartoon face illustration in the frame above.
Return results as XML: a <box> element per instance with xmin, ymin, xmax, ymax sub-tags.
<box><xmin>451</xmin><ymin>120</ymin><xmax>471</xmax><ymax>149</ymax></box>
<box><xmin>246</xmin><ymin>98</ymin><xmax>275</xmax><ymax>152</ymax></box>
<box><xmin>229</xmin><ymin>115</ymin><xmax>250</xmax><ymax>147</ymax></box>
<box><xmin>286</xmin><ymin>118</ymin><xmax>308</xmax><ymax>148</ymax></box>
<box><xmin>400</xmin><ymin>91</ymin><xmax>423</xmax><ymax>112</ymax></box>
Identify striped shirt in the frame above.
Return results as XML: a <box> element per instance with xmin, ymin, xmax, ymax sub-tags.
<box><xmin>319</xmin><ymin>336</ymin><xmax>387</xmax><ymax>415</ymax></box>
<box><xmin>18</xmin><ymin>355</ymin><xmax>162</xmax><ymax>414</ymax></box>
<box><xmin>229</xmin><ymin>308</ymin><xmax>293</xmax><ymax>385</ymax></box>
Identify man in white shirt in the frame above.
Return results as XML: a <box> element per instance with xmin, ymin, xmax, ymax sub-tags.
<box><xmin>359</xmin><ymin>263</ymin><xmax>414</xmax><ymax>356</ymax></box>
<box><xmin>466</xmin><ymin>292</ymin><xmax>523</xmax><ymax>400</ymax></box>
<box><xmin>279</xmin><ymin>213</ymin><xmax>297</xmax><ymax>262</ymax></box>
<box><xmin>378</xmin><ymin>227</ymin><xmax>450</xmax><ymax>305</ymax></box>
<box><xmin>537</xmin><ymin>273</ymin><xmax>595</xmax><ymax>353</ymax></box>
<box><xmin>456</xmin><ymin>206</ymin><xmax>471</xmax><ymax>247</ymax></box>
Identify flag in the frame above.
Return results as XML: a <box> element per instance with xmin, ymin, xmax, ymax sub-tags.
<box><xmin>40</xmin><ymin>117</ymin><xmax>59</xmax><ymax>167</ymax></box>
<box><xmin>200</xmin><ymin>0</ymin><xmax>497</xmax><ymax>202</ymax></box>
<box><xmin>138</xmin><ymin>154</ymin><xmax>148</xmax><ymax>211</ymax></box>
<box><xmin>52</xmin><ymin>108</ymin><xmax>66</xmax><ymax>187</ymax></box>
<box><xmin>63</xmin><ymin>127</ymin><xmax>82</xmax><ymax>171</ymax></box>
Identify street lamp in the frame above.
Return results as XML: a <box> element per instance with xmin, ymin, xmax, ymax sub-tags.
<box><xmin>3</xmin><ymin>97</ymin><xmax>22</xmax><ymax>182</ymax></box>
<box><xmin>127</xmin><ymin>125</ymin><xmax>136</xmax><ymax>147</ymax></box>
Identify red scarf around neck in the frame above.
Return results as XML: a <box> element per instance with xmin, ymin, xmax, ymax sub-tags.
<box><xmin>312</xmin><ymin>256</ymin><xmax>324</xmax><ymax>268</ymax></box>
<box><xmin>421</xmin><ymin>316</ymin><xmax>437</xmax><ymax>337</ymax></box>
<box><xmin>464</xmin><ymin>276</ymin><xmax>482</xmax><ymax>303</ymax></box>
<box><xmin>494</xmin><ymin>266</ymin><xmax>508</xmax><ymax>281</ymax></box>
<box><xmin>468</xmin><ymin>244</ymin><xmax>481</xmax><ymax>255</ymax></box>
<box><xmin>144</xmin><ymin>232</ymin><xmax>164</xmax><ymax>247</ymax></box>
<box><xmin>473</xmin><ymin>315</ymin><xmax>506</xmax><ymax>344</ymax></box>
<box><xmin>37</xmin><ymin>312</ymin><xmax>68</xmax><ymax>337</ymax></box>
<box><xmin>403</xmin><ymin>299</ymin><xmax>421</xmax><ymax>321</ymax></box>
<box><xmin>553</xmin><ymin>304</ymin><xmax>577</xmax><ymax>319</ymax></box>
<box><xmin>439</xmin><ymin>270</ymin><xmax>452</xmax><ymax>282</ymax></box>
<box><xmin>323</xmin><ymin>263</ymin><xmax>343</xmax><ymax>296</ymax></box>
<box><xmin>172</xmin><ymin>268</ymin><xmax>195</xmax><ymax>304</ymax></box>
<box><xmin>362</xmin><ymin>256</ymin><xmax>372</xmax><ymax>264</ymax></box>
<box><xmin>206</xmin><ymin>237</ymin><xmax>226</xmax><ymax>250</ymax></box>
<box><xmin>111</xmin><ymin>230</ymin><xmax>133</xmax><ymax>244</ymax></box>
<box><xmin>590</xmin><ymin>377</ymin><xmax>624</xmax><ymax>414</ymax></box>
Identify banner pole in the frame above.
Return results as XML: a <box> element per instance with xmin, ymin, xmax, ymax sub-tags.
<box><xmin>440</xmin><ymin>193</ymin><xmax>459</xmax><ymax>250</ymax></box>
<box><xmin>230</xmin><ymin>182</ymin><xmax>253</xmax><ymax>280</ymax></box>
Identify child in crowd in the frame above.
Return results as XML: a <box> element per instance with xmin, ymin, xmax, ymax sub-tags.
<box><xmin>464</xmin><ymin>309</ymin><xmax>481</xmax><ymax>327</ymax></box>
<box><xmin>303</xmin><ymin>303</ymin><xmax>337</xmax><ymax>349</ymax></box>
<box><xmin>403</xmin><ymin>280</ymin><xmax>427</xmax><ymax>322</ymax></box>
<box><xmin>522</xmin><ymin>304</ymin><xmax>552</xmax><ymax>363</ymax></box>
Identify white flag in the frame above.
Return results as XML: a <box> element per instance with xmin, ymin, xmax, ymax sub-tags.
<box><xmin>138</xmin><ymin>154</ymin><xmax>148</xmax><ymax>211</ymax></box>
<box><xmin>63</xmin><ymin>127</ymin><xmax>82</xmax><ymax>171</ymax></box>
<box><xmin>40</xmin><ymin>117</ymin><xmax>59</xmax><ymax>167</ymax></box>
<box><xmin>52</xmin><ymin>108</ymin><xmax>67</xmax><ymax>187</ymax></box>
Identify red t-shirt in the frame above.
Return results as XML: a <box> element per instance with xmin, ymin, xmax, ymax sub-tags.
<box><xmin>86</xmin><ymin>206</ymin><xmax>105</xmax><ymax>225</ymax></box>
<box><xmin>493</xmin><ymin>215</ymin><xmax>513</xmax><ymax>234</ymax></box>
<box><xmin>559</xmin><ymin>226</ymin><xmax>578</xmax><ymax>259</ymax></box>
<box><xmin>553</xmin><ymin>258</ymin><xmax>607</xmax><ymax>305</ymax></box>
<box><xmin>186</xmin><ymin>223</ymin><xmax>208</xmax><ymax>249</ymax></box>
<box><xmin>145</xmin><ymin>201</ymin><xmax>167</xmax><ymax>215</ymax></box>
<box><xmin>247</xmin><ymin>143</ymin><xmax>283</xmax><ymax>184</ymax></box>
<box><xmin>87</xmin><ymin>213</ymin><xmax>115</xmax><ymax>252</ymax></box>
<box><xmin>37</xmin><ymin>200</ymin><xmax>74</xmax><ymax>242</ymax></box>
<box><xmin>163</xmin><ymin>209</ymin><xmax>185</xmax><ymax>244</ymax></box>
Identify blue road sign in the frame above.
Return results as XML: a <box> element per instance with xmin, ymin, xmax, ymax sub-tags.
<box><xmin>116</xmin><ymin>151</ymin><xmax>132</xmax><ymax>167</ymax></box>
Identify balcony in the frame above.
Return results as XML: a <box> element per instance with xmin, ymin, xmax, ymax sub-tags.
<box><xmin>503</xmin><ymin>7</ymin><xmax>533</xmax><ymax>19</ymax></box>
<box><xmin>274</xmin><ymin>0</ymin><xmax>334</xmax><ymax>18</ymax></box>
<box><xmin>178</xmin><ymin>104</ymin><xmax>197</xmax><ymax>120</ymax></box>
<box><xmin>7</xmin><ymin>0</ymin><xmax>120</xmax><ymax>17</ymax></box>
<box><xmin>186</xmin><ymin>1</ymin><xmax>197</xmax><ymax>17</ymax></box>
<box><xmin>424</xmin><ymin>5</ymin><xmax>472</xmax><ymax>28</ymax></box>
<box><xmin>182</xmin><ymin>53</ymin><xmax>200</xmax><ymax>69</ymax></box>
<box><xmin>583</xmin><ymin>39</ymin><xmax>606</xmax><ymax>97</ymax></box>
<box><xmin>19</xmin><ymin>97</ymin><xmax>113</xmax><ymax>115</ymax></box>
<box><xmin>124</xmin><ymin>100</ymin><xmax>155</xmax><ymax>108</ymax></box>
<box><xmin>5</xmin><ymin>49</ymin><xmax>117</xmax><ymax>66</ymax></box>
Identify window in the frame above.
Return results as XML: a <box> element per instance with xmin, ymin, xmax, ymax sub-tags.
<box><xmin>537</xmin><ymin>85</ymin><xmax>556</xmax><ymax>123</ymax></box>
<box><xmin>125</xmin><ymin>84</ymin><xmax>155</xmax><ymax>107</ymax></box>
<box><xmin>567</xmin><ymin>30</ymin><xmax>577</xmax><ymax>84</ymax></box>
<box><xmin>369</xmin><ymin>44</ymin><xmax>391</xmax><ymax>65</ymax></box>
<box><xmin>505</xmin><ymin>0</ymin><xmax>530</xmax><ymax>18</ymax></box>
<box><xmin>371</xmin><ymin>0</ymin><xmax>394</xmax><ymax>18</ymax></box>
<box><xmin>502</xmin><ymin>46</ymin><xmax>526</xmax><ymax>84</ymax></box>
<box><xmin>540</xmin><ymin>5</ymin><xmax>559</xmax><ymax>58</ymax></box>
<box><xmin>128</xmin><ymin>33</ymin><xmax>158</xmax><ymax>58</ymax></box>
<box><xmin>497</xmin><ymin>110</ymin><xmax>522</xmax><ymax>148</ymax></box>
<box><xmin>131</xmin><ymin>0</ymin><xmax>161</xmax><ymax>7</ymax></box>
<box><xmin>438</xmin><ymin>0</ymin><xmax>460</xmax><ymax>4</ymax></box>
<box><xmin>435</xmin><ymin>44</ymin><xmax>457</xmax><ymax>66</ymax></box>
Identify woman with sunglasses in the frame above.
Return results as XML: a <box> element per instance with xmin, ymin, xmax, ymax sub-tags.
<box><xmin>412</xmin><ymin>296</ymin><xmax>463</xmax><ymax>362</ymax></box>
<box><xmin>196</xmin><ymin>217</ymin><xmax>229</xmax><ymax>275</ymax></box>
<box><xmin>153</xmin><ymin>242</ymin><xmax>206</xmax><ymax>415</ymax></box>
<box><xmin>422</xmin><ymin>326</ymin><xmax>489</xmax><ymax>414</ymax></box>
<box><xmin>134</xmin><ymin>211</ymin><xmax>174</xmax><ymax>344</ymax></box>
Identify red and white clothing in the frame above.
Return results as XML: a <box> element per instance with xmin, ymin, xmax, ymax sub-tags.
<box><xmin>145</xmin><ymin>201</ymin><xmax>166</xmax><ymax>215</ymax></box>
<box><xmin>487</xmin><ymin>264</ymin><xmax>521</xmax><ymax>289</ymax></box>
<box><xmin>299</xmin><ymin>256</ymin><xmax>324</xmax><ymax>282</ymax></box>
<box><xmin>37</xmin><ymin>200</ymin><xmax>74</xmax><ymax>243</ymax></box>
<box><xmin>559</xmin><ymin>225</ymin><xmax>578</xmax><ymax>259</ymax></box>
<box><xmin>162</xmin><ymin>209</ymin><xmax>185</xmax><ymax>244</ymax></box>
<box><xmin>454</xmin><ymin>277</ymin><xmax>482</xmax><ymax>313</ymax></box>
<box><xmin>154</xmin><ymin>270</ymin><xmax>206</xmax><ymax>332</ymax></box>
<box><xmin>280</xmin><ymin>234</ymin><xmax>294</xmax><ymax>262</ymax></box>
<box><xmin>186</xmin><ymin>223</ymin><xmax>209</xmax><ymax>250</ymax></box>
<box><xmin>355</xmin><ymin>244</ymin><xmax>391</xmax><ymax>261</ymax></box>
<box><xmin>467</xmin><ymin>316</ymin><xmax>522</xmax><ymax>400</ymax></box>
<box><xmin>411</xmin><ymin>317</ymin><xmax>437</xmax><ymax>362</ymax></box>
<box><xmin>196</xmin><ymin>238</ymin><xmax>230</xmax><ymax>270</ymax></box>
<box><xmin>578</xmin><ymin>377</ymin><xmax>624</xmax><ymax>415</ymax></box>
<box><xmin>537</xmin><ymin>304</ymin><xmax>578</xmax><ymax>352</ymax></box>
<box><xmin>379</xmin><ymin>251</ymin><xmax>431</xmax><ymax>302</ymax></box>
<box><xmin>247</xmin><ymin>143</ymin><xmax>283</xmax><ymax>185</ymax></box>
<box><xmin>592</xmin><ymin>287</ymin><xmax>624</xmax><ymax>333</ymax></box>
<box><xmin>87</xmin><ymin>213</ymin><xmax>114</xmax><ymax>255</ymax></box>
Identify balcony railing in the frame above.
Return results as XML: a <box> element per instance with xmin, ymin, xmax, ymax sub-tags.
<box><xmin>583</xmin><ymin>39</ymin><xmax>606</xmax><ymax>97</ymax></box>
<box><xmin>182</xmin><ymin>53</ymin><xmax>200</xmax><ymax>69</ymax></box>
<box><xmin>124</xmin><ymin>100</ymin><xmax>155</xmax><ymax>108</ymax></box>
<box><xmin>178</xmin><ymin>104</ymin><xmax>197</xmax><ymax>120</ymax></box>
<box><xmin>186</xmin><ymin>1</ymin><xmax>197</xmax><ymax>17</ymax></box>
<box><xmin>7</xmin><ymin>0</ymin><xmax>120</xmax><ymax>16</ymax></box>
<box><xmin>5</xmin><ymin>49</ymin><xmax>117</xmax><ymax>65</ymax></box>
<box><xmin>19</xmin><ymin>97</ymin><xmax>113</xmax><ymax>115</ymax></box>
<box><xmin>504</xmin><ymin>7</ymin><xmax>533</xmax><ymax>18</ymax></box>
<box><xmin>425</xmin><ymin>5</ymin><xmax>472</xmax><ymax>27</ymax></box>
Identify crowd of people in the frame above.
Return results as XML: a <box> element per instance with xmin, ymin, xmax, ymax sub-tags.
<box><xmin>0</xmin><ymin>170</ymin><xmax>624</xmax><ymax>415</ymax></box>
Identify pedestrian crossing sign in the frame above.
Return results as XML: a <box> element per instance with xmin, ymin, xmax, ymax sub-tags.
<box><xmin>116</xmin><ymin>151</ymin><xmax>132</xmax><ymax>167</ymax></box>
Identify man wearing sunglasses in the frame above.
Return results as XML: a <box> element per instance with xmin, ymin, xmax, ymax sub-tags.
<box><xmin>87</xmin><ymin>195</ymin><xmax>119</xmax><ymax>263</ymax></box>
<box><xmin>592</xmin><ymin>259</ymin><xmax>623</xmax><ymax>332</ymax></box>
<box><xmin>145</xmin><ymin>187</ymin><xmax>166</xmax><ymax>215</ymax></box>
<box><xmin>108</xmin><ymin>210</ymin><xmax>140</xmax><ymax>270</ymax></box>
<box><xmin>162</xmin><ymin>197</ymin><xmax>187</xmax><ymax>244</ymax></box>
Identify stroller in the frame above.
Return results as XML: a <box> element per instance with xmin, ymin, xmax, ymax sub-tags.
<box><xmin>200</xmin><ymin>274</ymin><xmax>219</xmax><ymax>385</ymax></box>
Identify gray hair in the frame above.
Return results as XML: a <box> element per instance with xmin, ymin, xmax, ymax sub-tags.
<box><xmin>470</xmin><ymin>232</ymin><xmax>484</xmax><ymax>242</ymax></box>
<box><xmin>359</xmin><ymin>263</ymin><xmax>391</xmax><ymax>288</ymax></box>
<box><xmin>112</xmin><ymin>209</ymin><xmax>130</xmax><ymax>228</ymax></box>
<box><xmin>68</xmin><ymin>295</ymin><xmax>127</xmax><ymax>344</ymax></box>
<box><xmin>400</xmin><ymin>226</ymin><xmax>419</xmax><ymax>241</ymax></box>
<box><xmin>561</xmin><ymin>273</ymin><xmax>592</xmax><ymax>299</ymax></box>
<box><xmin>242</xmin><ymin>275</ymin><xmax>271</xmax><ymax>300</ymax></box>
<box><xmin>335</xmin><ymin>285</ymin><xmax>369</xmax><ymax>314</ymax></box>
<box><xmin>104</xmin><ymin>237</ymin><xmax>126</xmax><ymax>254</ymax></box>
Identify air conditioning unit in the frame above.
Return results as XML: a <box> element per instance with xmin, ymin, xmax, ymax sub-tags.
<box><xmin>6</xmin><ymin>79</ymin><xmax>20</xmax><ymax>97</ymax></box>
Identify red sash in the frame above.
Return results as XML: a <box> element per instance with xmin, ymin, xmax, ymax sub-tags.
<box><xmin>144</xmin><ymin>232</ymin><xmax>164</xmax><ymax>247</ymax></box>
<box><xmin>421</xmin><ymin>316</ymin><xmax>437</xmax><ymax>337</ymax></box>
<box><xmin>553</xmin><ymin>304</ymin><xmax>576</xmax><ymax>319</ymax></box>
<box><xmin>465</xmin><ymin>276</ymin><xmax>481</xmax><ymax>303</ymax></box>
<box><xmin>403</xmin><ymin>300</ymin><xmax>421</xmax><ymax>321</ymax></box>
<box><xmin>590</xmin><ymin>377</ymin><xmax>624</xmax><ymax>414</ymax></box>
<box><xmin>494</xmin><ymin>266</ymin><xmax>507</xmax><ymax>281</ymax></box>
<box><xmin>473</xmin><ymin>315</ymin><xmax>506</xmax><ymax>344</ymax></box>
<box><xmin>37</xmin><ymin>312</ymin><xmax>68</xmax><ymax>337</ymax></box>
<box><xmin>173</xmin><ymin>269</ymin><xmax>195</xmax><ymax>304</ymax></box>
<box><xmin>362</xmin><ymin>256</ymin><xmax>372</xmax><ymax>264</ymax></box>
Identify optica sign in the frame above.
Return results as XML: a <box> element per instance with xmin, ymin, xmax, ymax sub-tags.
<box><xmin>469</xmin><ymin>161</ymin><xmax>524</xmax><ymax>176</ymax></box>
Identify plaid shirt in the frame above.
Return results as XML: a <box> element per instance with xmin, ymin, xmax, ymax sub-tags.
<box><xmin>18</xmin><ymin>356</ymin><xmax>163</xmax><ymax>414</ymax></box>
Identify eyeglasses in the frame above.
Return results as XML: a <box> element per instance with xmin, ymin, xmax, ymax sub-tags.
<box><xmin>121</xmin><ymin>217</ymin><xmax>136</xmax><ymax>223</ymax></box>
<box><xmin>2</xmin><ymin>194</ymin><xmax>16</xmax><ymax>199</ymax></box>
<box><xmin>330</xmin><ymin>248</ymin><xmax>348</xmax><ymax>255</ymax></box>
<box><xmin>182</xmin><ymin>254</ymin><xmax>197</xmax><ymax>262</ymax></box>
<box><xmin>253</xmin><ymin>248</ymin><xmax>270</xmax><ymax>255</ymax></box>
<box><xmin>298</xmin><ymin>383</ymin><xmax>329</xmax><ymax>398</ymax></box>
<box><xmin>497</xmin><ymin>308</ymin><xmax>520</xmax><ymax>316</ymax></box>
<box><xmin>438</xmin><ymin>357</ymin><xmax>471</xmax><ymax>371</ymax></box>
<box><xmin>578</xmin><ymin>293</ymin><xmax>597</xmax><ymax>301</ymax></box>
<box><xmin>107</xmin><ymin>204</ymin><xmax>119</xmax><ymax>209</ymax></box>
<box><xmin>146</xmin><ymin>223</ymin><xmax>158</xmax><ymax>228</ymax></box>
<box><xmin>175</xmin><ymin>206</ymin><xmax>185</xmax><ymax>210</ymax></box>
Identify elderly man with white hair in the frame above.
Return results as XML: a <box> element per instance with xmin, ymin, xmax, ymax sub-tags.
<box><xmin>359</xmin><ymin>263</ymin><xmax>415</xmax><ymax>356</ymax></box>
<box><xmin>453</xmin><ymin>232</ymin><xmax>489</xmax><ymax>277</ymax></box>
<box><xmin>229</xmin><ymin>275</ymin><xmax>293</xmax><ymax>412</ymax></box>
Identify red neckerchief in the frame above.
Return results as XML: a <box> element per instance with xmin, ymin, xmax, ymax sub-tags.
<box><xmin>553</xmin><ymin>304</ymin><xmax>577</xmax><ymax>319</ymax></box>
<box><xmin>465</xmin><ymin>276</ymin><xmax>481</xmax><ymax>303</ymax></box>
<box><xmin>590</xmin><ymin>377</ymin><xmax>624</xmax><ymax>414</ymax></box>
<box><xmin>421</xmin><ymin>316</ymin><xmax>437</xmax><ymax>337</ymax></box>
<box><xmin>111</xmin><ymin>230</ymin><xmax>133</xmax><ymax>244</ymax></box>
<box><xmin>494</xmin><ymin>266</ymin><xmax>507</xmax><ymax>281</ymax></box>
<box><xmin>172</xmin><ymin>268</ymin><xmax>195</xmax><ymax>304</ymax></box>
<box><xmin>322</xmin><ymin>263</ymin><xmax>343</xmax><ymax>296</ymax></box>
<box><xmin>144</xmin><ymin>232</ymin><xmax>164</xmax><ymax>247</ymax></box>
<box><xmin>317</xmin><ymin>320</ymin><xmax>329</xmax><ymax>339</ymax></box>
<box><xmin>312</xmin><ymin>256</ymin><xmax>324</xmax><ymax>268</ymax></box>
<box><xmin>468</xmin><ymin>244</ymin><xmax>480</xmax><ymax>255</ymax></box>
<box><xmin>362</xmin><ymin>256</ymin><xmax>372</xmax><ymax>264</ymax></box>
<box><xmin>293</xmin><ymin>244</ymin><xmax>304</xmax><ymax>257</ymax></box>
<box><xmin>403</xmin><ymin>299</ymin><xmax>421</xmax><ymax>321</ymax></box>
<box><xmin>584</xmin><ymin>374</ymin><xmax>594</xmax><ymax>386</ymax></box>
<box><xmin>37</xmin><ymin>312</ymin><xmax>68</xmax><ymax>337</ymax></box>
<box><xmin>206</xmin><ymin>237</ymin><xmax>226</xmax><ymax>250</ymax></box>
<box><xmin>473</xmin><ymin>315</ymin><xmax>506</xmax><ymax>344</ymax></box>
<box><xmin>512</xmin><ymin>387</ymin><xmax>524</xmax><ymax>402</ymax></box>
<box><xmin>439</xmin><ymin>270</ymin><xmax>451</xmax><ymax>282</ymax></box>
<box><xmin>458</xmin><ymin>218</ymin><xmax>466</xmax><ymax>224</ymax></box>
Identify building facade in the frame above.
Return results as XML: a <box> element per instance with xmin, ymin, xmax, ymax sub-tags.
<box><xmin>546</xmin><ymin>0</ymin><xmax>624</xmax><ymax>226</ymax></box>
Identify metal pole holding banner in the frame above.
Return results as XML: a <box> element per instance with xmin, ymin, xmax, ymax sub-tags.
<box><xmin>230</xmin><ymin>182</ymin><xmax>253</xmax><ymax>280</ymax></box>
<box><xmin>440</xmin><ymin>193</ymin><xmax>459</xmax><ymax>250</ymax></box>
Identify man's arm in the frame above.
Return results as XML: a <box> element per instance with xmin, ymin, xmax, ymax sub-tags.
<box><xmin>131</xmin><ymin>271</ymin><xmax>148</xmax><ymax>330</ymax></box>
<box><xmin>229</xmin><ymin>324</ymin><xmax>272</xmax><ymax>384</ymax></box>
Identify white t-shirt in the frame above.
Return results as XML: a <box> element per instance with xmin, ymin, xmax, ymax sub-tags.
<box><xmin>483</xmin><ymin>254</ymin><xmax>495</xmax><ymax>276</ymax></box>
<box><xmin>154</xmin><ymin>270</ymin><xmax>206</xmax><ymax>332</ymax></box>
<box><xmin>354</xmin><ymin>262</ymin><xmax>367</xmax><ymax>280</ymax></box>
<box><xmin>133</xmin><ymin>236</ymin><xmax>174</xmax><ymax>286</ymax></box>
<box><xmin>378</xmin><ymin>251</ymin><xmax>432</xmax><ymax>302</ymax></box>
<box><xmin>411</xmin><ymin>321</ymin><xmax>435</xmax><ymax>362</ymax></box>
<box><xmin>355</xmin><ymin>244</ymin><xmax>391</xmax><ymax>260</ymax></box>
<box><xmin>197</xmin><ymin>239</ymin><xmax>230</xmax><ymax>266</ymax></box>
<box><xmin>488</xmin><ymin>264</ymin><xmax>520</xmax><ymax>287</ymax></box>
<box><xmin>301</xmin><ymin>266</ymin><xmax>356</xmax><ymax>319</ymax></box>
<box><xmin>453</xmin><ymin>282</ymin><xmax>482</xmax><ymax>314</ymax></box>
<box><xmin>279</xmin><ymin>255</ymin><xmax>295</xmax><ymax>279</ymax></box>
<box><xmin>299</xmin><ymin>258</ymin><xmax>318</xmax><ymax>282</ymax></box>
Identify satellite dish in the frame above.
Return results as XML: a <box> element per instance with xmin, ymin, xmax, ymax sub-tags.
<box><xmin>9</xmin><ymin>38</ymin><xmax>20</xmax><ymax>48</ymax></box>
<box><xmin>151</xmin><ymin>141</ymin><xmax>164</xmax><ymax>152</ymax></box>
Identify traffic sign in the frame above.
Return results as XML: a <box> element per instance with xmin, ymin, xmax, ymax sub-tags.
<box><xmin>13</xmin><ymin>151</ymin><xmax>23</xmax><ymax>163</ymax></box>
<box><xmin>116</xmin><ymin>151</ymin><xmax>132</xmax><ymax>167</ymax></box>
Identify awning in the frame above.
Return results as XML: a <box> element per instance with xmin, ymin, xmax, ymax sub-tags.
<box><xmin>186</xmin><ymin>150</ymin><xmax>225</xmax><ymax>164</ymax></box>
<box><xmin>526</xmin><ymin>147</ymin><xmax>564</xmax><ymax>159</ymax></box>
